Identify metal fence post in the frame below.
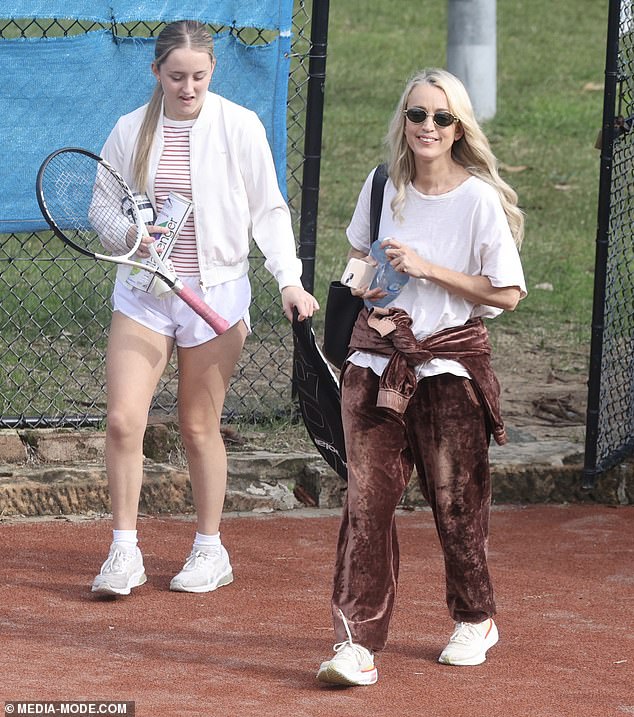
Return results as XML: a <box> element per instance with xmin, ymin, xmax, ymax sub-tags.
<box><xmin>297</xmin><ymin>0</ymin><xmax>330</xmax><ymax>295</ymax></box>
<box><xmin>583</xmin><ymin>0</ymin><xmax>623</xmax><ymax>488</ymax></box>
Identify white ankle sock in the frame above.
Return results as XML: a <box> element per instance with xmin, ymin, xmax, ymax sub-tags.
<box><xmin>112</xmin><ymin>529</ymin><xmax>138</xmax><ymax>553</ymax></box>
<box><xmin>193</xmin><ymin>531</ymin><xmax>221</xmax><ymax>552</ymax></box>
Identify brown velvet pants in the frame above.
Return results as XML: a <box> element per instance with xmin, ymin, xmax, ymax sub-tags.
<box><xmin>332</xmin><ymin>365</ymin><xmax>496</xmax><ymax>652</ymax></box>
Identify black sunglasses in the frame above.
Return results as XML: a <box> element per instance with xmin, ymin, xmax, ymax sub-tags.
<box><xmin>403</xmin><ymin>107</ymin><xmax>459</xmax><ymax>128</ymax></box>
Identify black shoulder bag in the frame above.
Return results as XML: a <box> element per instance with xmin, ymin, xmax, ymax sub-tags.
<box><xmin>322</xmin><ymin>163</ymin><xmax>388</xmax><ymax>369</ymax></box>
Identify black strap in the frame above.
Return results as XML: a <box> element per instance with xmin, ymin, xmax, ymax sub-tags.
<box><xmin>369</xmin><ymin>163</ymin><xmax>388</xmax><ymax>244</ymax></box>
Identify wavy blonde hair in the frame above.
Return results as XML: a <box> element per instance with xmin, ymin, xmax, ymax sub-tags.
<box><xmin>132</xmin><ymin>21</ymin><xmax>215</xmax><ymax>193</ymax></box>
<box><xmin>384</xmin><ymin>68</ymin><xmax>524</xmax><ymax>247</ymax></box>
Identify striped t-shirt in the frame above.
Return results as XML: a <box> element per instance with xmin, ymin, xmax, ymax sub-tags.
<box><xmin>154</xmin><ymin>118</ymin><xmax>198</xmax><ymax>276</ymax></box>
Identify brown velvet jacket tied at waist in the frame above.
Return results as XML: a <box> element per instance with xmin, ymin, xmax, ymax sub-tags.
<box><xmin>347</xmin><ymin>307</ymin><xmax>507</xmax><ymax>445</ymax></box>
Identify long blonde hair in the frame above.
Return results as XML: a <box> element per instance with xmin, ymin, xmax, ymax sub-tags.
<box><xmin>384</xmin><ymin>68</ymin><xmax>524</xmax><ymax>247</ymax></box>
<box><xmin>132</xmin><ymin>20</ymin><xmax>215</xmax><ymax>193</ymax></box>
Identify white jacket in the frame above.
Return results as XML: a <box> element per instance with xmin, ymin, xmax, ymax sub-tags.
<box><xmin>100</xmin><ymin>91</ymin><xmax>303</xmax><ymax>290</ymax></box>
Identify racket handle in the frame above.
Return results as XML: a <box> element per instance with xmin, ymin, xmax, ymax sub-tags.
<box><xmin>173</xmin><ymin>282</ymin><xmax>231</xmax><ymax>335</ymax></box>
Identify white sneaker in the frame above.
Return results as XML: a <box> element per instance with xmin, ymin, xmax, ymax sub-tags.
<box><xmin>169</xmin><ymin>545</ymin><xmax>234</xmax><ymax>593</ymax></box>
<box><xmin>91</xmin><ymin>544</ymin><xmax>147</xmax><ymax>596</ymax></box>
<box><xmin>317</xmin><ymin>610</ymin><xmax>378</xmax><ymax>686</ymax></box>
<box><xmin>438</xmin><ymin>618</ymin><xmax>499</xmax><ymax>666</ymax></box>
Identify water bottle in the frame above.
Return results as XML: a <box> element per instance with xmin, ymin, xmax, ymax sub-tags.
<box><xmin>367</xmin><ymin>237</ymin><xmax>409</xmax><ymax>308</ymax></box>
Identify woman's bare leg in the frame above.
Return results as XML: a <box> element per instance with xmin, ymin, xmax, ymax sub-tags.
<box><xmin>105</xmin><ymin>311</ymin><xmax>174</xmax><ymax>530</ymax></box>
<box><xmin>176</xmin><ymin>320</ymin><xmax>248</xmax><ymax>534</ymax></box>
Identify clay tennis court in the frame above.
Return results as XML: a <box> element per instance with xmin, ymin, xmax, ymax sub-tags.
<box><xmin>1</xmin><ymin>504</ymin><xmax>632</xmax><ymax>717</ymax></box>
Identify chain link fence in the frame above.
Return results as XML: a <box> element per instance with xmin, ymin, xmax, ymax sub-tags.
<box><xmin>0</xmin><ymin>4</ymin><xmax>315</xmax><ymax>428</ymax></box>
<box><xmin>584</xmin><ymin>0</ymin><xmax>634</xmax><ymax>482</ymax></box>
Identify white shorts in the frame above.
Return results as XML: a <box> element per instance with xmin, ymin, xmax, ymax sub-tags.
<box><xmin>112</xmin><ymin>274</ymin><xmax>252</xmax><ymax>348</ymax></box>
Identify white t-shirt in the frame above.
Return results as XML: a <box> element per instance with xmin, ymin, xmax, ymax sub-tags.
<box><xmin>346</xmin><ymin>171</ymin><xmax>527</xmax><ymax>379</ymax></box>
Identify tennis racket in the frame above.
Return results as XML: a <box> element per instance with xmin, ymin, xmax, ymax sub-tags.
<box><xmin>35</xmin><ymin>147</ymin><xmax>230</xmax><ymax>335</ymax></box>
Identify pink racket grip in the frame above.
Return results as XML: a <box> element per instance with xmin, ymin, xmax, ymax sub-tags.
<box><xmin>173</xmin><ymin>282</ymin><xmax>230</xmax><ymax>335</ymax></box>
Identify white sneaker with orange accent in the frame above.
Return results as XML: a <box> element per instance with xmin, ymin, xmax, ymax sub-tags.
<box><xmin>317</xmin><ymin>610</ymin><xmax>378</xmax><ymax>686</ymax></box>
<box><xmin>438</xmin><ymin>618</ymin><xmax>499</xmax><ymax>666</ymax></box>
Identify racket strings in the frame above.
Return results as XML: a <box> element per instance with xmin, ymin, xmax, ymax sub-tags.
<box><xmin>41</xmin><ymin>152</ymin><xmax>142</xmax><ymax>259</ymax></box>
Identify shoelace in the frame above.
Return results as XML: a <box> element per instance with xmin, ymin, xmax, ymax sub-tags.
<box><xmin>182</xmin><ymin>548</ymin><xmax>220</xmax><ymax>570</ymax></box>
<box><xmin>102</xmin><ymin>548</ymin><xmax>134</xmax><ymax>574</ymax></box>
<box><xmin>450</xmin><ymin>621</ymin><xmax>487</xmax><ymax>644</ymax></box>
<box><xmin>332</xmin><ymin>609</ymin><xmax>371</xmax><ymax>664</ymax></box>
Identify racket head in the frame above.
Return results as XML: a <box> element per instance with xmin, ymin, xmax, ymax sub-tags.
<box><xmin>36</xmin><ymin>147</ymin><xmax>145</xmax><ymax>260</ymax></box>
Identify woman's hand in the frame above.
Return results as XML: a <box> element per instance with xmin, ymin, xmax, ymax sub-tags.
<box><xmin>383</xmin><ymin>238</ymin><xmax>427</xmax><ymax>278</ymax></box>
<box><xmin>350</xmin><ymin>283</ymin><xmax>387</xmax><ymax>302</ymax></box>
<box><xmin>133</xmin><ymin>225</ymin><xmax>169</xmax><ymax>259</ymax></box>
<box><xmin>281</xmin><ymin>286</ymin><xmax>320</xmax><ymax>321</ymax></box>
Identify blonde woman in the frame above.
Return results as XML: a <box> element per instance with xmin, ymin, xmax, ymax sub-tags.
<box><xmin>91</xmin><ymin>21</ymin><xmax>318</xmax><ymax>596</ymax></box>
<box><xmin>317</xmin><ymin>69</ymin><xmax>526</xmax><ymax>686</ymax></box>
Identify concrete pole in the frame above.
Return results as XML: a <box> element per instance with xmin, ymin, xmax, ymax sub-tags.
<box><xmin>447</xmin><ymin>0</ymin><xmax>497</xmax><ymax>121</ymax></box>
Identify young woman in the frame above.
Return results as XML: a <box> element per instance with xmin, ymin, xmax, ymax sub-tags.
<box><xmin>91</xmin><ymin>21</ymin><xmax>318</xmax><ymax>596</ymax></box>
<box><xmin>316</xmin><ymin>69</ymin><xmax>526</xmax><ymax>686</ymax></box>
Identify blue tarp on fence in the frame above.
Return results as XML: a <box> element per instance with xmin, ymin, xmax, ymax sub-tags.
<box><xmin>0</xmin><ymin>30</ymin><xmax>291</xmax><ymax>232</ymax></box>
<box><xmin>0</xmin><ymin>0</ymin><xmax>294</xmax><ymax>31</ymax></box>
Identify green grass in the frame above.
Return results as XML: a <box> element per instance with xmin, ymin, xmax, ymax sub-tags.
<box><xmin>313</xmin><ymin>0</ymin><xmax>608</xmax><ymax>354</ymax></box>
